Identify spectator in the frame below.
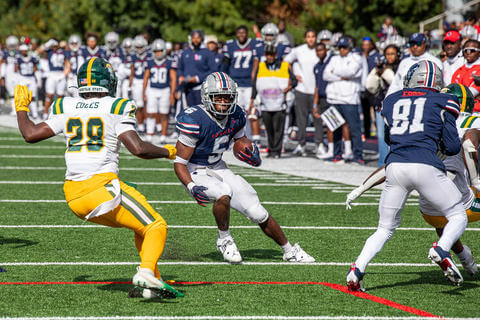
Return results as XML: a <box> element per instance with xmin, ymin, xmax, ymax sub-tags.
<box><xmin>365</xmin><ymin>44</ymin><xmax>400</xmax><ymax>167</ymax></box>
<box><xmin>464</xmin><ymin>12</ymin><xmax>480</xmax><ymax>33</ymax></box>
<box><xmin>378</xmin><ymin>17</ymin><xmax>397</xmax><ymax>42</ymax></box>
<box><xmin>177</xmin><ymin>30</ymin><xmax>217</xmax><ymax>106</ymax></box>
<box><xmin>312</xmin><ymin>42</ymin><xmax>334</xmax><ymax>159</ymax></box>
<box><xmin>451</xmin><ymin>39</ymin><xmax>480</xmax><ymax>113</ymax></box>
<box><xmin>443</xmin><ymin>30</ymin><xmax>464</xmax><ymax>85</ymax></box>
<box><xmin>250</xmin><ymin>44</ymin><xmax>296</xmax><ymax>158</ymax></box>
<box><xmin>360</xmin><ymin>37</ymin><xmax>382</xmax><ymax>138</ymax></box>
<box><xmin>387</xmin><ymin>33</ymin><xmax>442</xmax><ymax>96</ymax></box>
<box><xmin>205</xmin><ymin>35</ymin><xmax>223</xmax><ymax>70</ymax></box>
<box><xmin>323</xmin><ymin>36</ymin><xmax>364</xmax><ymax>164</ymax></box>
<box><xmin>277</xmin><ymin>20</ymin><xmax>295</xmax><ymax>47</ymax></box>
<box><xmin>284</xmin><ymin>28</ymin><xmax>320</xmax><ymax>156</ymax></box>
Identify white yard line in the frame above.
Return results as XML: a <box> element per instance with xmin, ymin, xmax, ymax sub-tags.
<box><xmin>0</xmin><ymin>316</ymin><xmax>459</xmax><ymax>320</ymax></box>
<box><xmin>0</xmin><ymin>145</ymin><xmax>65</xmax><ymax>149</ymax></box>
<box><xmin>0</xmin><ymin>261</ymin><xmax>462</xmax><ymax>267</ymax></box>
<box><xmin>0</xmin><ymin>181</ymin><xmax>342</xmax><ymax>187</ymax></box>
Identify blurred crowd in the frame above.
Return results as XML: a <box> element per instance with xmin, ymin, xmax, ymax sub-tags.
<box><xmin>2</xmin><ymin>13</ymin><xmax>480</xmax><ymax>165</ymax></box>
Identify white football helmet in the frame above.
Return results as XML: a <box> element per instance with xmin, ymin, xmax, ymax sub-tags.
<box><xmin>461</xmin><ymin>25</ymin><xmax>479</xmax><ymax>41</ymax></box>
<box><xmin>261</xmin><ymin>23</ymin><xmax>279</xmax><ymax>45</ymax></box>
<box><xmin>122</xmin><ymin>37</ymin><xmax>133</xmax><ymax>55</ymax></box>
<box><xmin>68</xmin><ymin>34</ymin><xmax>82</xmax><ymax>52</ymax></box>
<box><xmin>6</xmin><ymin>36</ymin><xmax>18</xmax><ymax>50</ymax></box>
<box><xmin>133</xmin><ymin>35</ymin><xmax>148</xmax><ymax>55</ymax></box>
<box><xmin>152</xmin><ymin>39</ymin><xmax>166</xmax><ymax>60</ymax></box>
<box><xmin>403</xmin><ymin>60</ymin><xmax>443</xmax><ymax>91</ymax></box>
<box><xmin>317</xmin><ymin>30</ymin><xmax>332</xmax><ymax>43</ymax></box>
<box><xmin>166</xmin><ymin>41</ymin><xmax>173</xmax><ymax>51</ymax></box>
<box><xmin>105</xmin><ymin>32</ymin><xmax>119</xmax><ymax>50</ymax></box>
<box><xmin>201</xmin><ymin>72</ymin><xmax>238</xmax><ymax>119</ymax></box>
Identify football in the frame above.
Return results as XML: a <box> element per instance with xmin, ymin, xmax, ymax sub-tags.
<box><xmin>233</xmin><ymin>138</ymin><xmax>253</xmax><ymax>159</ymax></box>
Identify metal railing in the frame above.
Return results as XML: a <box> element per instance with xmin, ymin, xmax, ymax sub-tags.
<box><xmin>419</xmin><ymin>0</ymin><xmax>480</xmax><ymax>33</ymax></box>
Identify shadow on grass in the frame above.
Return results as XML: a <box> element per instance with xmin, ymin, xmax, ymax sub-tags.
<box><xmin>366</xmin><ymin>270</ymin><xmax>479</xmax><ymax>294</ymax></box>
<box><xmin>0</xmin><ymin>236</ymin><xmax>38</xmax><ymax>248</ymax></box>
<box><xmin>202</xmin><ymin>248</ymin><xmax>282</xmax><ymax>261</ymax></box>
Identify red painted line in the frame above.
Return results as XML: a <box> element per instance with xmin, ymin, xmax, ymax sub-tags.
<box><xmin>0</xmin><ymin>280</ymin><xmax>439</xmax><ymax>318</ymax></box>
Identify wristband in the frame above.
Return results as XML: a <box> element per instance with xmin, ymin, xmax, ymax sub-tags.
<box><xmin>187</xmin><ymin>182</ymin><xmax>196</xmax><ymax>192</ymax></box>
<box><xmin>313</xmin><ymin>104</ymin><xmax>318</xmax><ymax>109</ymax></box>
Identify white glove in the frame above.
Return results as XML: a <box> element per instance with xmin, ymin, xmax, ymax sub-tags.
<box><xmin>346</xmin><ymin>187</ymin><xmax>362</xmax><ymax>210</ymax></box>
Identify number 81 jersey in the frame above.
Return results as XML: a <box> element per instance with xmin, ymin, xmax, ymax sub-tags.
<box><xmin>176</xmin><ymin>104</ymin><xmax>246</xmax><ymax>166</ymax></box>
<box><xmin>45</xmin><ymin>96</ymin><xmax>137</xmax><ymax>181</ymax></box>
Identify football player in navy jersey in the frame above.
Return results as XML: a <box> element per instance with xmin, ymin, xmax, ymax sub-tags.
<box><xmin>346</xmin><ymin>61</ymin><xmax>467</xmax><ymax>291</ymax></box>
<box><xmin>15</xmin><ymin>44</ymin><xmax>39</xmax><ymax>118</ymax></box>
<box><xmin>104</xmin><ymin>32</ymin><xmax>125</xmax><ymax>97</ymax></box>
<box><xmin>222</xmin><ymin>25</ymin><xmax>257</xmax><ymax>138</ymax></box>
<box><xmin>143</xmin><ymin>39</ymin><xmax>177</xmax><ymax>143</ymax></box>
<box><xmin>129</xmin><ymin>35</ymin><xmax>151</xmax><ymax>132</ymax></box>
<box><xmin>173</xmin><ymin>71</ymin><xmax>314</xmax><ymax>264</ymax></box>
<box><xmin>66</xmin><ymin>34</ymin><xmax>84</xmax><ymax>97</ymax></box>
<box><xmin>3</xmin><ymin>36</ymin><xmax>19</xmax><ymax>115</ymax></box>
<box><xmin>80</xmin><ymin>32</ymin><xmax>106</xmax><ymax>60</ymax></box>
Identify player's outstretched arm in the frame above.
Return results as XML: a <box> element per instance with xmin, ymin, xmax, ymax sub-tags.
<box><xmin>118</xmin><ymin>130</ymin><xmax>175</xmax><ymax>159</ymax></box>
<box><xmin>15</xmin><ymin>85</ymin><xmax>55</xmax><ymax>143</ymax></box>
<box><xmin>346</xmin><ymin>166</ymin><xmax>386</xmax><ymax>210</ymax></box>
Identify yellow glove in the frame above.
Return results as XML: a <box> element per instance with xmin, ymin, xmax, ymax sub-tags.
<box><xmin>163</xmin><ymin>144</ymin><xmax>177</xmax><ymax>160</ymax></box>
<box><xmin>14</xmin><ymin>85</ymin><xmax>32</xmax><ymax>112</ymax></box>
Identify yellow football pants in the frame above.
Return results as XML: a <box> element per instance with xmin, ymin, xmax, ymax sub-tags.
<box><xmin>64</xmin><ymin>172</ymin><xmax>167</xmax><ymax>278</ymax></box>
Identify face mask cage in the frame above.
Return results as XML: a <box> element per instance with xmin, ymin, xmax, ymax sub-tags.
<box><xmin>205</xmin><ymin>92</ymin><xmax>238</xmax><ymax>117</ymax></box>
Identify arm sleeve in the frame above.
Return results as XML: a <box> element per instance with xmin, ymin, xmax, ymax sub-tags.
<box><xmin>44</xmin><ymin>115</ymin><xmax>64</xmax><ymax>135</ymax></box>
<box><xmin>334</xmin><ymin>55</ymin><xmax>363</xmax><ymax>79</ymax></box>
<box><xmin>178</xmin><ymin>132</ymin><xmax>199</xmax><ymax>148</ymax></box>
<box><xmin>381</xmin><ymin>68</ymin><xmax>395</xmax><ymax>85</ymax></box>
<box><xmin>114</xmin><ymin>101</ymin><xmax>138</xmax><ymax>136</ymax></box>
<box><xmin>366</xmin><ymin>68</ymin><xmax>381</xmax><ymax>94</ymax></box>
<box><xmin>322</xmin><ymin>58</ymin><xmax>342</xmax><ymax>82</ymax></box>
<box><xmin>441</xmin><ymin>110</ymin><xmax>462</xmax><ymax>156</ymax></box>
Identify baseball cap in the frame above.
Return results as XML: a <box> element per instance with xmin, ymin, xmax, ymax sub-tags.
<box><xmin>409</xmin><ymin>33</ymin><xmax>426</xmax><ymax>44</ymax></box>
<box><xmin>337</xmin><ymin>37</ymin><xmax>350</xmax><ymax>48</ymax></box>
<box><xmin>443</xmin><ymin>30</ymin><xmax>461</xmax><ymax>42</ymax></box>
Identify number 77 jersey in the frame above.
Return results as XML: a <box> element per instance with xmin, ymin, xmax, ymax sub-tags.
<box><xmin>381</xmin><ymin>87</ymin><xmax>461</xmax><ymax>171</ymax></box>
<box><xmin>44</xmin><ymin>96</ymin><xmax>137</xmax><ymax>181</ymax></box>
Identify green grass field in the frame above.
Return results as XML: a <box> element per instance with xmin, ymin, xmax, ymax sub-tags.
<box><xmin>0</xmin><ymin>127</ymin><xmax>479</xmax><ymax>319</ymax></box>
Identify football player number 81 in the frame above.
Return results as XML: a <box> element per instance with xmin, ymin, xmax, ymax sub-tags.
<box><xmin>66</xmin><ymin>117</ymin><xmax>105</xmax><ymax>152</ymax></box>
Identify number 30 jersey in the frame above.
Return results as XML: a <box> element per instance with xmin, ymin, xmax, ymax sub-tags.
<box><xmin>45</xmin><ymin>96</ymin><xmax>137</xmax><ymax>181</ymax></box>
<box><xmin>176</xmin><ymin>105</ymin><xmax>246</xmax><ymax>166</ymax></box>
<box><xmin>381</xmin><ymin>87</ymin><xmax>461</xmax><ymax>171</ymax></box>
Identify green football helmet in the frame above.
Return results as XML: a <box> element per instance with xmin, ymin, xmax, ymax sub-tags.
<box><xmin>441</xmin><ymin>83</ymin><xmax>475</xmax><ymax>114</ymax></box>
<box><xmin>77</xmin><ymin>57</ymin><xmax>117</xmax><ymax>97</ymax></box>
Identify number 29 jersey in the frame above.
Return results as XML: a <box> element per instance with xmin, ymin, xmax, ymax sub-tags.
<box><xmin>176</xmin><ymin>105</ymin><xmax>247</xmax><ymax>166</ymax></box>
<box><xmin>381</xmin><ymin>88</ymin><xmax>461</xmax><ymax>171</ymax></box>
<box><xmin>44</xmin><ymin>96</ymin><xmax>137</xmax><ymax>181</ymax></box>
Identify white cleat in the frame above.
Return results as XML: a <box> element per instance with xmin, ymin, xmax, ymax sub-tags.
<box><xmin>283</xmin><ymin>243</ymin><xmax>315</xmax><ymax>263</ymax></box>
<box><xmin>216</xmin><ymin>236</ymin><xmax>242</xmax><ymax>263</ymax></box>
<box><xmin>132</xmin><ymin>267</ymin><xmax>184</xmax><ymax>298</ymax></box>
<box><xmin>159</xmin><ymin>135</ymin><xmax>167</xmax><ymax>144</ymax></box>
<box><xmin>458</xmin><ymin>245</ymin><xmax>478</xmax><ymax>276</ymax></box>
<box><xmin>428</xmin><ymin>245</ymin><xmax>464</xmax><ymax>286</ymax></box>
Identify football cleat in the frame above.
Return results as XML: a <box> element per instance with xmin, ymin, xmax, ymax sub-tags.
<box><xmin>428</xmin><ymin>244</ymin><xmax>463</xmax><ymax>285</ymax></box>
<box><xmin>216</xmin><ymin>236</ymin><xmax>242</xmax><ymax>263</ymax></box>
<box><xmin>346</xmin><ymin>263</ymin><xmax>365</xmax><ymax>292</ymax></box>
<box><xmin>458</xmin><ymin>245</ymin><xmax>478</xmax><ymax>276</ymax></box>
<box><xmin>283</xmin><ymin>243</ymin><xmax>315</xmax><ymax>263</ymax></box>
<box><xmin>132</xmin><ymin>267</ymin><xmax>184</xmax><ymax>298</ymax></box>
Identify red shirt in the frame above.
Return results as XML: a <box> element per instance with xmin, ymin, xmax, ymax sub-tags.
<box><xmin>451</xmin><ymin>63</ymin><xmax>480</xmax><ymax>112</ymax></box>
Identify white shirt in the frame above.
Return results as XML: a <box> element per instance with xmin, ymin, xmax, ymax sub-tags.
<box><xmin>443</xmin><ymin>51</ymin><xmax>464</xmax><ymax>85</ymax></box>
<box><xmin>284</xmin><ymin>43</ymin><xmax>319</xmax><ymax>95</ymax></box>
<box><xmin>386</xmin><ymin>52</ymin><xmax>443</xmax><ymax>96</ymax></box>
<box><xmin>323</xmin><ymin>52</ymin><xmax>363</xmax><ymax>105</ymax></box>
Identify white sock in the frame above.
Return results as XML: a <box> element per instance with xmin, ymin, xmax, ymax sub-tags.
<box><xmin>10</xmin><ymin>99</ymin><xmax>15</xmax><ymax>113</ymax></box>
<box><xmin>156</xmin><ymin>124</ymin><xmax>162</xmax><ymax>132</ymax></box>
<box><xmin>138</xmin><ymin>123</ymin><xmax>145</xmax><ymax>132</ymax></box>
<box><xmin>252</xmin><ymin>135</ymin><xmax>261</xmax><ymax>141</ymax></box>
<box><xmin>218</xmin><ymin>229</ymin><xmax>231</xmax><ymax>239</ymax></box>
<box><xmin>146</xmin><ymin>118</ymin><xmax>155</xmax><ymax>135</ymax></box>
<box><xmin>145</xmin><ymin>134</ymin><xmax>153</xmax><ymax>142</ymax></box>
<box><xmin>355</xmin><ymin>227</ymin><xmax>394</xmax><ymax>273</ymax></box>
<box><xmin>344</xmin><ymin>140</ymin><xmax>352</xmax><ymax>154</ymax></box>
<box><xmin>281</xmin><ymin>242</ymin><xmax>293</xmax><ymax>253</ymax></box>
<box><xmin>328</xmin><ymin>142</ymin><xmax>333</xmax><ymax>154</ymax></box>
<box><xmin>30</xmin><ymin>101</ymin><xmax>38</xmax><ymax>118</ymax></box>
<box><xmin>438</xmin><ymin>212</ymin><xmax>467</xmax><ymax>251</ymax></box>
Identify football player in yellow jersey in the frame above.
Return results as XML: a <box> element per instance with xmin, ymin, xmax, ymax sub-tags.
<box><xmin>14</xmin><ymin>57</ymin><xmax>183</xmax><ymax>299</ymax></box>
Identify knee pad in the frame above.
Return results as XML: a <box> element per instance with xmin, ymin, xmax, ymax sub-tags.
<box><xmin>244</xmin><ymin>202</ymin><xmax>269</xmax><ymax>224</ymax></box>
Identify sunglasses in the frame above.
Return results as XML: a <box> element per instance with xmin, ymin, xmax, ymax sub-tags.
<box><xmin>338</xmin><ymin>45</ymin><xmax>349</xmax><ymax>49</ymax></box>
<box><xmin>409</xmin><ymin>41</ymin><xmax>424</xmax><ymax>47</ymax></box>
<box><xmin>463</xmin><ymin>47</ymin><xmax>480</xmax><ymax>54</ymax></box>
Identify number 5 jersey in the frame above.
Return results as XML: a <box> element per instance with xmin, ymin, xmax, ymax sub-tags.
<box><xmin>44</xmin><ymin>96</ymin><xmax>137</xmax><ymax>181</ymax></box>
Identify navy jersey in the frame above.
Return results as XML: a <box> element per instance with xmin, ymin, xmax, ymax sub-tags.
<box><xmin>382</xmin><ymin>88</ymin><xmax>461</xmax><ymax>171</ymax></box>
<box><xmin>80</xmin><ymin>46</ymin><xmax>106</xmax><ymax>60</ymax></box>
<box><xmin>47</xmin><ymin>48</ymin><xmax>67</xmax><ymax>71</ymax></box>
<box><xmin>222</xmin><ymin>38</ymin><xmax>257</xmax><ymax>87</ymax></box>
<box><xmin>176</xmin><ymin>104</ymin><xmax>247</xmax><ymax>166</ymax></box>
<box><xmin>313</xmin><ymin>53</ymin><xmax>333</xmax><ymax>98</ymax></box>
<box><xmin>17</xmin><ymin>56</ymin><xmax>37</xmax><ymax>77</ymax></box>
<box><xmin>254</xmin><ymin>40</ymin><xmax>291</xmax><ymax>62</ymax></box>
<box><xmin>178</xmin><ymin>47</ymin><xmax>217</xmax><ymax>88</ymax></box>
<box><xmin>146</xmin><ymin>57</ymin><xmax>177</xmax><ymax>89</ymax></box>
<box><xmin>66</xmin><ymin>50</ymin><xmax>84</xmax><ymax>75</ymax></box>
<box><xmin>131</xmin><ymin>53</ymin><xmax>150</xmax><ymax>80</ymax></box>
<box><xmin>104</xmin><ymin>47</ymin><xmax>125</xmax><ymax>73</ymax></box>
<box><xmin>3</xmin><ymin>50</ymin><xmax>18</xmax><ymax>68</ymax></box>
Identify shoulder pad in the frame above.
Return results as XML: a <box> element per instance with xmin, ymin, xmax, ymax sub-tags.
<box><xmin>460</xmin><ymin>116</ymin><xmax>480</xmax><ymax>129</ymax></box>
<box><xmin>110</xmin><ymin>98</ymin><xmax>133</xmax><ymax>115</ymax></box>
<box><xmin>226</xmin><ymin>39</ymin><xmax>234</xmax><ymax>44</ymax></box>
<box><xmin>51</xmin><ymin>97</ymin><xmax>65</xmax><ymax>115</ymax></box>
<box><xmin>176</xmin><ymin>108</ymin><xmax>201</xmax><ymax>136</ymax></box>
